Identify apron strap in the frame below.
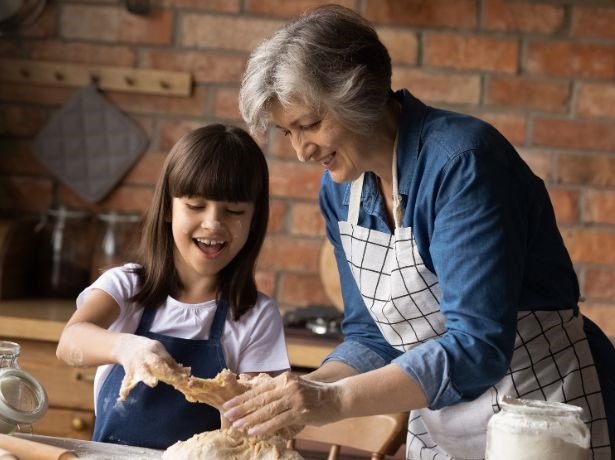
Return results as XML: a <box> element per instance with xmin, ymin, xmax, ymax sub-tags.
<box><xmin>208</xmin><ymin>298</ymin><xmax>229</xmax><ymax>340</ymax></box>
<box><xmin>135</xmin><ymin>306</ymin><xmax>157</xmax><ymax>334</ymax></box>
<box><xmin>347</xmin><ymin>173</ymin><xmax>364</xmax><ymax>226</ymax></box>
<box><xmin>391</xmin><ymin>132</ymin><xmax>403</xmax><ymax>229</ymax></box>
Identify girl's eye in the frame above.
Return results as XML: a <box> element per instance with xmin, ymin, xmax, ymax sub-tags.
<box><xmin>186</xmin><ymin>203</ymin><xmax>203</xmax><ymax>211</ymax></box>
<box><xmin>226</xmin><ymin>209</ymin><xmax>245</xmax><ymax>215</ymax></box>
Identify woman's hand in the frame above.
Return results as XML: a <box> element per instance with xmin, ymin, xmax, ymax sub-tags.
<box><xmin>114</xmin><ymin>334</ymin><xmax>183</xmax><ymax>400</ymax></box>
<box><xmin>222</xmin><ymin>371</ymin><xmax>343</xmax><ymax>438</ymax></box>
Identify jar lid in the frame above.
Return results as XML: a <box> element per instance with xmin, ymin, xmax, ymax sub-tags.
<box><xmin>0</xmin><ymin>341</ymin><xmax>20</xmax><ymax>359</ymax></box>
<box><xmin>0</xmin><ymin>368</ymin><xmax>48</xmax><ymax>424</ymax></box>
<box><xmin>97</xmin><ymin>212</ymin><xmax>141</xmax><ymax>223</ymax></box>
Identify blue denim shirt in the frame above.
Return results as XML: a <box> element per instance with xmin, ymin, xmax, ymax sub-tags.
<box><xmin>320</xmin><ymin>89</ymin><xmax>580</xmax><ymax>410</ymax></box>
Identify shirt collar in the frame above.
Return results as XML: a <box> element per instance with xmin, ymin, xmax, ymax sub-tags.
<box><xmin>343</xmin><ymin>89</ymin><xmax>428</xmax><ymax>208</ymax></box>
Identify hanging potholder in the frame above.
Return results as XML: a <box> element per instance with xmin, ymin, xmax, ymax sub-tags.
<box><xmin>32</xmin><ymin>84</ymin><xmax>148</xmax><ymax>203</ymax></box>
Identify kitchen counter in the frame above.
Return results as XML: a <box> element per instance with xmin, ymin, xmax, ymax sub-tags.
<box><xmin>14</xmin><ymin>433</ymin><xmax>162</xmax><ymax>459</ymax></box>
<box><xmin>0</xmin><ymin>299</ymin><xmax>341</xmax><ymax>368</ymax></box>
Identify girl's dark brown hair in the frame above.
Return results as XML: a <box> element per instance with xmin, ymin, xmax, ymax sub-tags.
<box><xmin>130</xmin><ymin>124</ymin><xmax>269</xmax><ymax>320</ymax></box>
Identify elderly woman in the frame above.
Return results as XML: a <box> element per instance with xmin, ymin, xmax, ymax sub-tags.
<box><xmin>223</xmin><ymin>5</ymin><xmax>614</xmax><ymax>459</ymax></box>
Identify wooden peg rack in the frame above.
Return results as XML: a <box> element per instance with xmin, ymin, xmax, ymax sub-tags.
<box><xmin>0</xmin><ymin>59</ymin><xmax>192</xmax><ymax>97</ymax></box>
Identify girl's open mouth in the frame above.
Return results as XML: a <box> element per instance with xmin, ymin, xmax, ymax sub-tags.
<box><xmin>194</xmin><ymin>238</ymin><xmax>226</xmax><ymax>257</ymax></box>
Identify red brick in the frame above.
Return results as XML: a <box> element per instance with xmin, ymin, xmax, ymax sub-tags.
<box><xmin>278</xmin><ymin>273</ymin><xmax>330</xmax><ymax>307</ymax></box>
<box><xmin>29</xmin><ymin>42</ymin><xmax>136</xmax><ymax>66</ymax></box>
<box><xmin>555</xmin><ymin>154</ymin><xmax>615</xmax><ymax>188</ymax></box>
<box><xmin>0</xmin><ymin>106</ymin><xmax>48</xmax><ymax>137</ymax></box>
<box><xmin>468</xmin><ymin>111</ymin><xmax>526</xmax><ymax>146</ymax></box>
<box><xmin>584</xmin><ymin>190</ymin><xmax>615</xmax><ymax>226</ymax></box>
<box><xmin>258</xmin><ymin>236</ymin><xmax>321</xmax><ymax>272</ymax></box>
<box><xmin>159</xmin><ymin>0</ymin><xmax>240</xmax><ymax>13</ymax></box>
<box><xmin>268</xmin><ymin>160</ymin><xmax>323</xmax><ymax>200</ymax></box>
<box><xmin>579</xmin><ymin>303</ymin><xmax>615</xmax><ymax>337</ymax></box>
<box><xmin>585</xmin><ymin>269</ymin><xmax>615</xmax><ymax>302</ymax></box>
<box><xmin>487</xmin><ymin>77</ymin><xmax>569</xmax><ymax>112</ymax></box>
<box><xmin>392</xmin><ymin>69</ymin><xmax>480</xmax><ymax>105</ymax></box>
<box><xmin>268</xmin><ymin>199</ymin><xmax>288</xmax><ymax>234</ymax></box>
<box><xmin>516</xmin><ymin>148</ymin><xmax>551</xmax><ymax>182</ymax></box>
<box><xmin>105</xmin><ymin>86</ymin><xmax>208</xmax><ymax>116</ymax></box>
<box><xmin>576</xmin><ymin>83</ymin><xmax>615</xmax><ymax>119</ymax></box>
<box><xmin>290</xmin><ymin>202</ymin><xmax>325</xmax><ymax>237</ymax></box>
<box><xmin>377</xmin><ymin>28</ymin><xmax>419</xmax><ymax>65</ymax></box>
<box><xmin>159</xmin><ymin>120</ymin><xmax>207</xmax><ymax>151</ymax></box>
<box><xmin>60</xmin><ymin>184</ymin><xmax>154</xmax><ymax>214</ymax></box>
<box><xmin>255</xmin><ymin>270</ymin><xmax>276</xmax><ymax>297</ymax></box>
<box><xmin>571</xmin><ymin>6</ymin><xmax>615</xmax><ymax>40</ymax></box>
<box><xmin>122</xmin><ymin>152</ymin><xmax>166</xmax><ymax>186</ymax></box>
<box><xmin>141</xmin><ymin>50</ymin><xmax>246</xmax><ymax>84</ymax></box>
<box><xmin>533</xmin><ymin>118</ymin><xmax>615</xmax><ymax>152</ymax></box>
<box><xmin>0</xmin><ymin>176</ymin><xmax>53</xmax><ymax>214</ymax></box>
<box><xmin>213</xmin><ymin>88</ymin><xmax>242</xmax><ymax>121</ymax></box>
<box><xmin>247</xmin><ymin>0</ymin><xmax>356</xmax><ymax>17</ymax></box>
<box><xmin>364</xmin><ymin>0</ymin><xmax>477</xmax><ymax>28</ymax></box>
<box><xmin>0</xmin><ymin>83</ymin><xmax>73</xmax><ymax>106</ymax></box>
<box><xmin>525</xmin><ymin>41</ymin><xmax>615</xmax><ymax>79</ymax></box>
<box><xmin>18</xmin><ymin>3</ymin><xmax>58</xmax><ymax>39</ymax></box>
<box><xmin>562</xmin><ymin>228</ymin><xmax>615</xmax><ymax>265</ymax></box>
<box><xmin>181</xmin><ymin>14</ymin><xmax>284</xmax><ymax>52</ymax></box>
<box><xmin>60</xmin><ymin>5</ymin><xmax>173</xmax><ymax>45</ymax></box>
<box><xmin>0</xmin><ymin>140</ymin><xmax>51</xmax><ymax>176</ymax></box>
<box><xmin>547</xmin><ymin>187</ymin><xmax>579</xmax><ymax>225</ymax></box>
<box><xmin>425</xmin><ymin>34</ymin><xmax>518</xmax><ymax>73</ymax></box>
<box><xmin>483</xmin><ymin>0</ymin><xmax>564</xmax><ymax>34</ymax></box>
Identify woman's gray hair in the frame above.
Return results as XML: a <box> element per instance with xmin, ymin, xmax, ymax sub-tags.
<box><xmin>239</xmin><ymin>4</ymin><xmax>392</xmax><ymax>136</ymax></box>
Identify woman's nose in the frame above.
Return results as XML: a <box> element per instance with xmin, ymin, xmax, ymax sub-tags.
<box><xmin>291</xmin><ymin>135</ymin><xmax>315</xmax><ymax>163</ymax></box>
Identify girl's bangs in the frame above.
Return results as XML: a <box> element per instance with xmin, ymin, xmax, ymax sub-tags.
<box><xmin>169</xmin><ymin>141</ymin><xmax>264</xmax><ymax>203</ymax></box>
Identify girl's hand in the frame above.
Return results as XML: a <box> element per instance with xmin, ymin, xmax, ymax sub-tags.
<box><xmin>222</xmin><ymin>371</ymin><xmax>343</xmax><ymax>438</ymax></box>
<box><xmin>114</xmin><ymin>334</ymin><xmax>183</xmax><ymax>400</ymax></box>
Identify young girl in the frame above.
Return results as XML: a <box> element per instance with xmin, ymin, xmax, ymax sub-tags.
<box><xmin>56</xmin><ymin>124</ymin><xmax>290</xmax><ymax>449</ymax></box>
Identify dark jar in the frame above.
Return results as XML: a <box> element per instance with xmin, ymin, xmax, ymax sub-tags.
<box><xmin>36</xmin><ymin>207</ymin><xmax>93</xmax><ymax>298</ymax></box>
<box><xmin>90</xmin><ymin>212</ymin><xmax>141</xmax><ymax>281</ymax></box>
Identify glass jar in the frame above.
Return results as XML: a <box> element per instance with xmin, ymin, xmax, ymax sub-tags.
<box><xmin>90</xmin><ymin>212</ymin><xmax>141</xmax><ymax>281</ymax></box>
<box><xmin>36</xmin><ymin>207</ymin><xmax>93</xmax><ymax>298</ymax></box>
<box><xmin>0</xmin><ymin>341</ymin><xmax>48</xmax><ymax>434</ymax></box>
<box><xmin>485</xmin><ymin>395</ymin><xmax>590</xmax><ymax>460</ymax></box>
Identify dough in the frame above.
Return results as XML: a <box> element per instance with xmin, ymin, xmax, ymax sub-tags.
<box><xmin>162</xmin><ymin>428</ymin><xmax>304</xmax><ymax>460</ymax></box>
<box><xmin>118</xmin><ymin>364</ymin><xmax>269</xmax><ymax>411</ymax></box>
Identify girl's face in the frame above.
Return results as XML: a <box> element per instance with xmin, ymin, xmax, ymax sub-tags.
<box><xmin>270</xmin><ymin>99</ymin><xmax>371</xmax><ymax>183</ymax></box>
<box><xmin>171</xmin><ymin>196</ymin><xmax>254</xmax><ymax>289</ymax></box>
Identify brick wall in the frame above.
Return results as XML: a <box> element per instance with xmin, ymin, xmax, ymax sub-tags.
<box><xmin>1</xmin><ymin>0</ymin><xmax>614</xmax><ymax>335</ymax></box>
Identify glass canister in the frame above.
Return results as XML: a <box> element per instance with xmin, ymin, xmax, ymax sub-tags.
<box><xmin>90</xmin><ymin>212</ymin><xmax>141</xmax><ymax>281</ymax></box>
<box><xmin>36</xmin><ymin>207</ymin><xmax>93</xmax><ymax>298</ymax></box>
<box><xmin>485</xmin><ymin>395</ymin><xmax>590</xmax><ymax>460</ymax></box>
<box><xmin>0</xmin><ymin>341</ymin><xmax>48</xmax><ymax>434</ymax></box>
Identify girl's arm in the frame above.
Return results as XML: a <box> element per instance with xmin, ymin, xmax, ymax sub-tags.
<box><xmin>56</xmin><ymin>288</ymin><xmax>123</xmax><ymax>367</ymax></box>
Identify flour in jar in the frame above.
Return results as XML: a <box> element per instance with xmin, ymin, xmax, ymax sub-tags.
<box><xmin>485</xmin><ymin>396</ymin><xmax>590</xmax><ymax>460</ymax></box>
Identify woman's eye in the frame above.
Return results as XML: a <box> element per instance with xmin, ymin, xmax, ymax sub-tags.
<box><xmin>302</xmin><ymin>120</ymin><xmax>321</xmax><ymax>130</ymax></box>
<box><xmin>283</xmin><ymin>129</ymin><xmax>291</xmax><ymax>137</ymax></box>
<box><xmin>186</xmin><ymin>204</ymin><xmax>203</xmax><ymax>211</ymax></box>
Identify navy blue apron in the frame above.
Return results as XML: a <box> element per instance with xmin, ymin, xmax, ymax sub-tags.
<box><xmin>92</xmin><ymin>299</ymin><xmax>228</xmax><ymax>449</ymax></box>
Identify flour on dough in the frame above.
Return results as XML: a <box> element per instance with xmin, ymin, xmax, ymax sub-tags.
<box><xmin>163</xmin><ymin>428</ymin><xmax>304</xmax><ymax>460</ymax></box>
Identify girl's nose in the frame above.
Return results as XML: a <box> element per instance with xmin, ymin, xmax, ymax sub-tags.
<box><xmin>200</xmin><ymin>207</ymin><xmax>222</xmax><ymax>230</ymax></box>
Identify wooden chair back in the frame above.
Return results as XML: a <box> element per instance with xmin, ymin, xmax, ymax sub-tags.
<box><xmin>289</xmin><ymin>412</ymin><xmax>408</xmax><ymax>460</ymax></box>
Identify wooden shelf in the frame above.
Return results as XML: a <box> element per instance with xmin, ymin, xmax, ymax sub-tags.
<box><xmin>0</xmin><ymin>59</ymin><xmax>192</xmax><ymax>97</ymax></box>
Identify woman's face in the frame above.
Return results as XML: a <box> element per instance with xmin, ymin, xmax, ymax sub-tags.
<box><xmin>171</xmin><ymin>196</ymin><xmax>254</xmax><ymax>288</ymax></box>
<box><xmin>270</xmin><ymin>99</ymin><xmax>370</xmax><ymax>183</ymax></box>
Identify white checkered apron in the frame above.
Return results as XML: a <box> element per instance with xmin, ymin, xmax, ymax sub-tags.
<box><xmin>338</xmin><ymin>163</ymin><xmax>610</xmax><ymax>459</ymax></box>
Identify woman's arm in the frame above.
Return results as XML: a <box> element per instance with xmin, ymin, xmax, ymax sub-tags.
<box><xmin>223</xmin><ymin>363</ymin><xmax>427</xmax><ymax>437</ymax></box>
